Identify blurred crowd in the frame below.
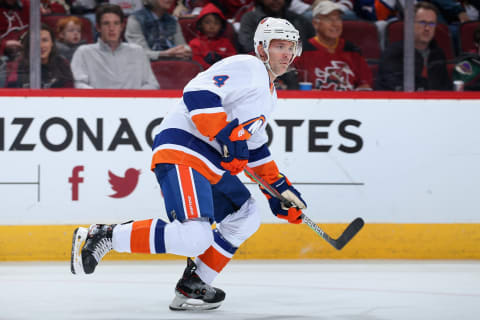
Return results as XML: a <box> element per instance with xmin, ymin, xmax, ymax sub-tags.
<box><xmin>0</xmin><ymin>0</ymin><xmax>479</xmax><ymax>90</ymax></box>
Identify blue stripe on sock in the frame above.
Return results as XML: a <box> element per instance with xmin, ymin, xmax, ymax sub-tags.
<box><xmin>213</xmin><ymin>229</ymin><xmax>237</xmax><ymax>255</ymax></box>
<box><xmin>154</xmin><ymin>219</ymin><xmax>167</xmax><ymax>253</ymax></box>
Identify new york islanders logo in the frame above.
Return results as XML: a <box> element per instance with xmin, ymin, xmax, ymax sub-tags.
<box><xmin>213</xmin><ymin>75</ymin><xmax>229</xmax><ymax>87</ymax></box>
<box><xmin>108</xmin><ymin>168</ymin><xmax>141</xmax><ymax>198</ymax></box>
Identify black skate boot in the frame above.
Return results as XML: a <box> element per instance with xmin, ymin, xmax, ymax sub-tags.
<box><xmin>70</xmin><ymin>224</ymin><xmax>115</xmax><ymax>275</ymax></box>
<box><xmin>169</xmin><ymin>258</ymin><xmax>226</xmax><ymax>311</ymax></box>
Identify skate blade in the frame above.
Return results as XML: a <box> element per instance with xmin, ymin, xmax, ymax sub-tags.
<box><xmin>169</xmin><ymin>294</ymin><xmax>222</xmax><ymax>311</ymax></box>
<box><xmin>70</xmin><ymin>227</ymin><xmax>88</xmax><ymax>275</ymax></box>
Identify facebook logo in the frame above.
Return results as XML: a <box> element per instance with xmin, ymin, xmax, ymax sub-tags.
<box><xmin>68</xmin><ymin>166</ymin><xmax>84</xmax><ymax>201</ymax></box>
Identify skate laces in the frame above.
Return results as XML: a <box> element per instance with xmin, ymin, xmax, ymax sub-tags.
<box><xmin>89</xmin><ymin>225</ymin><xmax>113</xmax><ymax>262</ymax></box>
<box><xmin>92</xmin><ymin>237</ymin><xmax>112</xmax><ymax>262</ymax></box>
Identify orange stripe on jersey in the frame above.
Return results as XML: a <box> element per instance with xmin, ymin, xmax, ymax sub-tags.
<box><xmin>249</xmin><ymin>160</ymin><xmax>280</xmax><ymax>184</ymax></box>
<box><xmin>151</xmin><ymin>149</ymin><xmax>223</xmax><ymax>184</ymax></box>
<box><xmin>130</xmin><ymin>219</ymin><xmax>152</xmax><ymax>253</ymax></box>
<box><xmin>177</xmin><ymin>165</ymin><xmax>199</xmax><ymax>219</ymax></box>
<box><xmin>198</xmin><ymin>246</ymin><xmax>231</xmax><ymax>273</ymax></box>
<box><xmin>191</xmin><ymin>112</ymin><xmax>228</xmax><ymax>141</ymax></box>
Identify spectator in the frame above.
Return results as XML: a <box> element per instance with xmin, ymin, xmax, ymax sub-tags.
<box><xmin>375</xmin><ymin>2</ymin><xmax>451</xmax><ymax>91</ymax></box>
<box><xmin>109</xmin><ymin>0</ymin><xmax>144</xmax><ymax>15</ymax></box>
<box><xmin>125</xmin><ymin>0</ymin><xmax>192</xmax><ymax>60</ymax></box>
<box><xmin>311</xmin><ymin>0</ymin><xmax>357</xmax><ymax>20</ymax></box>
<box><xmin>71</xmin><ymin>3</ymin><xmax>159</xmax><ymax>89</ymax></box>
<box><xmin>361</xmin><ymin>0</ymin><xmax>469</xmax><ymax>24</ymax></box>
<box><xmin>237</xmin><ymin>0</ymin><xmax>315</xmax><ymax>53</ymax></box>
<box><xmin>189</xmin><ymin>3</ymin><xmax>237</xmax><ymax>70</ymax></box>
<box><xmin>294</xmin><ymin>1</ymin><xmax>372</xmax><ymax>90</ymax></box>
<box><xmin>56</xmin><ymin>16</ymin><xmax>86</xmax><ymax>62</ymax></box>
<box><xmin>453</xmin><ymin>24</ymin><xmax>480</xmax><ymax>90</ymax></box>
<box><xmin>6</xmin><ymin>24</ymin><xmax>74</xmax><ymax>88</ymax></box>
<box><xmin>40</xmin><ymin>0</ymin><xmax>70</xmax><ymax>14</ymax></box>
<box><xmin>0</xmin><ymin>0</ymin><xmax>29</xmax><ymax>61</ymax></box>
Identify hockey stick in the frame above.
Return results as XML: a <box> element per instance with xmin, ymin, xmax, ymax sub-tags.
<box><xmin>243</xmin><ymin>166</ymin><xmax>364</xmax><ymax>250</ymax></box>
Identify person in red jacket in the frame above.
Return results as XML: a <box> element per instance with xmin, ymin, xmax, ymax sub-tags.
<box><xmin>294</xmin><ymin>0</ymin><xmax>372</xmax><ymax>91</ymax></box>
<box><xmin>189</xmin><ymin>3</ymin><xmax>237</xmax><ymax>70</ymax></box>
<box><xmin>0</xmin><ymin>0</ymin><xmax>29</xmax><ymax>60</ymax></box>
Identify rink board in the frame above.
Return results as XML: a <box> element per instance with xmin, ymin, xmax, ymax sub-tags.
<box><xmin>1</xmin><ymin>90</ymin><xmax>480</xmax><ymax>260</ymax></box>
<box><xmin>0</xmin><ymin>223</ymin><xmax>480</xmax><ymax>261</ymax></box>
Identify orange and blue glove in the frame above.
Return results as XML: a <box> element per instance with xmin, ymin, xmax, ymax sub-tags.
<box><xmin>215</xmin><ymin>119</ymin><xmax>249</xmax><ymax>175</ymax></box>
<box><xmin>261</xmin><ymin>174</ymin><xmax>307</xmax><ymax>224</ymax></box>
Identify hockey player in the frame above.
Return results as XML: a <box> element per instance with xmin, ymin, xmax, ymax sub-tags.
<box><xmin>70</xmin><ymin>17</ymin><xmax>307</xmax><ymax>311</ymax></box>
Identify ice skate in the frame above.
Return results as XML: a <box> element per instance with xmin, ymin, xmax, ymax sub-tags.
<box><xmin>169</xmin><ymin>258</ymin><xmax>226</xmax><ymax>311</ymax></box>
<box><xmin>70</xmin><ymin>224</ymin><xmax>115</xmax><ymax>275</ymax></box>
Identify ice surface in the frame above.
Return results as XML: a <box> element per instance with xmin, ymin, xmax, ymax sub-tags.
<box><xmin>0</xmin><ymin>260</ymin><xmax>479</xmax><ymax>320</ymax></box>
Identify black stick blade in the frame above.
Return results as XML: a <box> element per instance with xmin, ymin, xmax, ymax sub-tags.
<box><xmin>333</xmin><ymin>217</ymin><xmax>365</xmax><ymax>250</ymax></box>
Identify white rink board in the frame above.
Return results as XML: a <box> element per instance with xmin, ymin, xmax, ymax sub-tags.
<box><xmin>1</xmin><ymin>97</ymin><xmax>479</xmax><ymax>224</ymax></box>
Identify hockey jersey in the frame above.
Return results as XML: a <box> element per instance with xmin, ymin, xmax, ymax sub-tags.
<box><xmin>151</xmin><ymin>54</ymin><xmax>280</xmax><ymax>184</ymax></box>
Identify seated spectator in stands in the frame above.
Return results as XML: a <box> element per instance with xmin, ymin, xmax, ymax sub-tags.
<box><xmin>125</xmin><ymin>0</ymin><xmax>192</xmax><ymax>60</ymax></box>
<box><xmin>109</xmin><ymin>0</ymin><xmax>144</xmax><ymax>15</ymax></box>
<box><xmin>40</xmin><ymin>0</ymin><xmax>70</xmax><ymax>14</ymax></box>
<box><xmin>173</xmin><ymin>0</ymin><xmax>206</xmax><ymax>17</ymax></box>
<box><xmin>294</xmin><ymin>1</ymin><xmax>372</xmax><ymax>91</ymax></box>
<box><xmin>238</xmin><ymin>0</ymin><xmax>315</xmax><ymax>54</ymax></box>
<box><xmin>376</xmin><ymin>2</ymin><xmax>451</xmax><ymax>91</ymax></box>
<box><xmin>56</xmin><ymin>16</ymin><xmax>86</xmax><ymax>62</ymax></box>
<box><xmin>189</xmin><ymin>3</ymin><xmax>237</xmax><ymax>70</ymax></box>
<box><xmin>0</xmin><ymin>0</ymin><xmax>29</xmax><ymax>61</ymax></box>
<box><xmin>71</xmin><ymin>4</ymin><xmax>159</xmax><ymax>89</ymax></box>
<box><xmin>453</xmin><ymin>24</ymin><xmax>480</xmax><ymax>91</ymax></box>
<box><xmin>6</xmin><ymin>24</ymin><xmax>74</xmax><ymax>88</ymax></box>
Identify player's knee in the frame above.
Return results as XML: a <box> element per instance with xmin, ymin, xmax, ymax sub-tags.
<box><xmin>218</xmin><ymin>197</ymin><xmax>260</xmax><ymax>247</ymax></box>
<box><xmin>165</xmin><ymin>219</ymin><xmax>213</xmax><ymax>257</ymax></box>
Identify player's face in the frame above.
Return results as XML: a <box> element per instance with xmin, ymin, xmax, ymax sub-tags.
<box><xmin>97</xmin><ymin>13</ymin><xmax>124</xmax><ymax>47</ymax></box>
<box><xmin>268</xmin><ymin>39</ymin><xmax>295</xmax><ymax>76</ymax></box>
<box><xmin>313</xmin><ymin>10</ymin><xmax>343</xmax><ymax>42</ymax></box>
<box><xmin>414</xmin><ymin>8</ymin><xmax>437</xmax><ymax>47</ymax></box>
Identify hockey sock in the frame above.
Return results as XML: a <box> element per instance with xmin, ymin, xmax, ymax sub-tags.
<box><xmin>112</xmin><ymin>219</ymin><xmax>213</xmax><ymax>257</ymax></box>
<box><xmin>112</xmin><ymin>219</ymin><xmax>167</xmax><ymax>254</ymax></box>
<box><xmin>195</xmin><ymin>228</ymin><xmax>238</xmax><ymax>284</ymax></box>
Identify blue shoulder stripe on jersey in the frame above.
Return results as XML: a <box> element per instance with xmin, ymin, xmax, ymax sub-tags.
<box><xmin>213</xmin><ymin>228</ymin><xmax>238</xmax><ymax>254</ymax></box>
<box><xmin>183</xmin><ymin>90</ymin><xmax>222</xmax><ymax>112</ymax></box>
<box><xmin>248</xmin><ymin>144</ymin><xmax>271</xmax><ymax>163</ymax></box>
<box><xmin>152</xmin><ymin>128</ymin><xmax>223</xmax><ymax>169</ymax></box>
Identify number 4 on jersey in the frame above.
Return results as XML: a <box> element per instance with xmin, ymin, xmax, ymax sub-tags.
<box><xmin>213</xmin><ymin>75</ymin><xmax>229</xmax><ymax>87</ymax></box>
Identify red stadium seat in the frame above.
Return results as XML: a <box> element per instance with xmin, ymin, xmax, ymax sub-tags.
<box><xmin>42</xmin><ymin>14</ymin><xmax>94</xmax><ymax>43</ymax></box>
<box><xmin>178</xmin><ymin>16</ymin><xmax>237</xmax><ymax>46</ymax></box>
<box><xmin>342</xmin><ymin>20</ymin><xmax>381</xmax><ymax>61</ymax></box>
<box><xmin>385</xmin><ymin>20</ymin><xmax>455</xmax><ymax>60</ymax></box>
<box><xmin>459</xmin><ymin>20</ymin><xmax>480</xmax><ymax>54</ymax></box>
<box><xmin>151</xmin><ymin>60</ymin><xmax>203</xmax><ymax>89</ymax></box>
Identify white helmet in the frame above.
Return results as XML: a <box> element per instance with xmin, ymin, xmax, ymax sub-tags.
<box><xmin>253</xmin><ymin>17</ymin><xmax>302</xmax><ymax>65</ymax></box>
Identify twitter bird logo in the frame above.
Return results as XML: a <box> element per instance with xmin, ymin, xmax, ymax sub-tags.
<box><xmin>108</xmin><ymin>168</ymin><xmax>141</xmax><ymax>198</ymax></box>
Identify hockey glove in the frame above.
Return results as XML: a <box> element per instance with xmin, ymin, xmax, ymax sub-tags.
<box><xmin>261</xmin><ymin>174</ymin><xmax>307</xmax><ymax>224</ymax></box>
<box><xmin>215</xmin><ymin>119</ymin><xmax>249</xmax><ymax>175</ymax></box>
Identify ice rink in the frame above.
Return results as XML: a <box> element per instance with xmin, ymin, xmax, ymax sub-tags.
<box><xmin>1</xmin><ymin>260</ymin><xmax>479</xmax><ymax>320</ymax></box>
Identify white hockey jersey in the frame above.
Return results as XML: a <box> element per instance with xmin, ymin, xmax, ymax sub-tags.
<box><xmin>151</xmin><ymin>54</ymin><xmax>280</xmax><ymax>184</ymax></box>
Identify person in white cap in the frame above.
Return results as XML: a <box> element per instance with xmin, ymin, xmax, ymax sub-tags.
<box><xmin>70</xmin><ymin>17</ymin><xmax>308</xmax><ymax>312</ymax></box>
<box><xmin>294</xmin><ymin>0</ymin><xmax>373</xmax><ymax>90</ymax></box>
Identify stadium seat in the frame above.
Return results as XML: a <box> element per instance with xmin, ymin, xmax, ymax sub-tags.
<box><xmin>42</xmin><ymin>14</ymin><xmax>94</xmax><ymax>43</ymax></box>
<box><xmin>342</xmin><ymin>20</ymin><xmax>381</xmax><ymax>61</ymax></box>
<box><xmin>150</xmin><ymin>60</ymin><xmax>203</xmax><ymax>89</ymax></box>
<box><xmin>178</xmin><ymin>16</ymin><xmax>237</xmax><ymax>46</ymax></box>
<box><xmin>385</xmin><ymin>20</ymin><xmax>455</xmax><ymax>60</ymax></box>
<box><xmin>459</xmin><ymin>20</ymin><xmax>480</xmax><ymax>54</ymax></box>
